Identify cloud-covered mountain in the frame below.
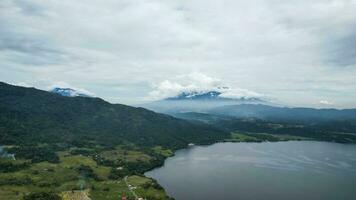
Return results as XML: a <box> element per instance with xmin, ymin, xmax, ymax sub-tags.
<box><xmin>165</xmin><ymin>90</ymin><xmax>263</xmax><ymax>102</ymax></box>
<box><xmin>50</xmin><ymin>87</ymin><xmax>93</xmax><ymax>97</ymax></box>
<box><xmin>166</xmin><ymin>91</ymin><xmax>222</xmax><ymax>100</ymax></box>
<box><xmin>141</xmin><ymin>73</ymin><xmax>267</xmax><ymax>113</ymax></box>
<box><xmin>164</xmin><ymin>91</ymin><xmax>263</xmax><ymax>103</ymax></box>
<box><xmin>142</xmin><ymin>90</ymin><xmax>265</xmax><ymax>114</ymax></box>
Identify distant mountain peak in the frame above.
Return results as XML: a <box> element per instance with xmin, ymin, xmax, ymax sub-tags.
<box><xmin>50</xmin><ymin>87</ymin><xmax>92</xmax><ymax>97</ymax></box>
<box><xmin>166</xmin><ymin>91</ymin><xmax>222</xmax><ymax>100</ymax></box>
<box><xmin>165</xmin><ymin>90</ymin><xmax>262</xmax><ymax>102</ymax></box>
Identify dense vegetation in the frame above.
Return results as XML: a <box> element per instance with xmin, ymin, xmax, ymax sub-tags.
<box><xmin>0</xmin><ymin>159</ymin><xmax>29</xmax><ymax>173</ymax></box>
<box><xmin>23</xmin><ymin>192</ymin><xmax>61</xmax><ymax>200</ymax></box>
<box><xmin>215</xmin><ymin>118</ymin><xmax>356</xmax><ymax>143</ymax></box>
<box><xmin>0</xmin><ymin>82</ymin><xmax>227</xmax><ymax>150</ymax></box>
<box><xmin>174</xmin><ymin>112</ymin><xmax>356</xmax><ymax>143</ymax></box>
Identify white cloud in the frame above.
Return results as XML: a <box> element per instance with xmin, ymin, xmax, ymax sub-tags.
<box><xmin>319</xmin><ymin>100</ymin><xmax>334</xmax><ymax>105</ymax></box>
<box><xmin>0</xmin><ymin>0</ymin><xmax>356</xmax><ymax>107</ymax></box>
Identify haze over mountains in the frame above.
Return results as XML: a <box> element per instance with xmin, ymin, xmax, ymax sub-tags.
<box><xmin>143</xmin><ymin>90</ymin><xmax>265</xmax><ymax>113</ymax></box>
<box><xmin>137</xmin><ymin>87</ymin><xmax>356</xmax><ymax>143</ymax></box>
<box><xmin>2</xmin><ymin>82</ymin><xmax>355</xmax><ymax>146</ymax></box>
<box><xmin>209</xmin><ymin>104</ymin><xmax>356</xmax><ymax>123</ymax></box>
<box><xmin>141</xmin><ymin>89</ymin><xmax>356</xmax><ymax>123</ymax></box>
<box><xmin>48</xmin><ymin>85</ymin><xmax>356</xmax><ymax>126</ymax></box>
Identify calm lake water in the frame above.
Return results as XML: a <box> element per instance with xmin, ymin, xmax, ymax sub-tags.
<box><xmin>146</xmin><ymin>141</ymin><xmax>356</xmax><ymax>200</ymax></box>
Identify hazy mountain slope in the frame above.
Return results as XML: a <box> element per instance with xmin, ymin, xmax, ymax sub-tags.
<box><xmin>209</xmin><ymin>104</ymin><xmax>356</xmax><ymax>123</ymax></box>
<box><xmin>171</xmin><ymin>111</ymin><xmax>356</xmax><ymax>143</ymax></box>
<box><xmin>0</xmin><ymin>82</ymin><xmax>227</xmax><ymax>149</ymax></box>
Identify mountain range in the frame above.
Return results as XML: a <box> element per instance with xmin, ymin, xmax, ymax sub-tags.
<box><xmin>142</xmin><ymin>90</ymin><xmax>356</xmax><ymax>125</ymax></box>
<box><xmin>2</xmin><ymin>82</ymin><xmax>355</xmax><ymax>147</ymax></box>
<box><xmin>140</xmin><ymin>90</ymin><xmax>356</xmax><ymax>143</ymax></box>
<box><xmin>0</xmin><ymin>82</ymin><xmax>227</xmax><ymax>149</ymax></box>
<box><xmin>208</xmin><ymin>104</ymin><xmax>356</xmax><ymax>123</ymax></box>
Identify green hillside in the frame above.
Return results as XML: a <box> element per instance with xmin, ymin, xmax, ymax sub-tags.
<box><xmin>0</xmin><ymin>82</ymin><xmax>227</xmax><ymax>149</ymax></box>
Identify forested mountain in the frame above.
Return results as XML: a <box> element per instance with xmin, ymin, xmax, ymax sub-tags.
<box><xmin>0</xmin><ymin>82</ymin><xmax>227</xmax><ymax>150</ymax></box>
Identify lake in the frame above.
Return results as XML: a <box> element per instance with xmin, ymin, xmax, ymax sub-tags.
<box><xmin>146</xmin><ymin>141</ymin><xmax>356</xmax><ymax>200</ymax></box>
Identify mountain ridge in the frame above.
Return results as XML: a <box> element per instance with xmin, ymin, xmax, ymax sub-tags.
<box><xmin>0</xmin><ymin>82</ymin><xmax>227</xmax><ymax>149</ymax></box>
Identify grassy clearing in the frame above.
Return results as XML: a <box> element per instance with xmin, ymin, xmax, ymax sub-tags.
<box><xmin>59</xmin><ymin>154</ymin><xmax>111</xmax><ymax>180</ymax></box>
<box><xmin>127</xmin><ymin>175</ymin><xmax>150</xmax><ymax>186</ymax></box>
<box><xmin>152</xmin><ymin>146</ymin><xmax>173</xmax><ymax>157</ymax></box>
<box><xmin>226</xmin><ymin>132</ymin><xmax>262</xmax><ymax>142</ymax></box>
<box><xmin>60</xmin><ymin>155</ymin><xmax>97</xmax><ymax>168</ymax></box>
<box><xmin>100</xmin><ymin>147</ymin><xmax>152</xmax><ymax>163</ymax></box>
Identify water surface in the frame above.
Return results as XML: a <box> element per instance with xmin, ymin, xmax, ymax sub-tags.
<box><xmin>146</xmin><ymin>141</ymin><xmax>356</xmax><ymax>200</ymax></box>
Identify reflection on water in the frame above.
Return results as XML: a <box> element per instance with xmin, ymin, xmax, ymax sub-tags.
<box><xmin>146</xmin><ymin>141</ymin><xmax>356</xmax><ymax>200</ymax></box>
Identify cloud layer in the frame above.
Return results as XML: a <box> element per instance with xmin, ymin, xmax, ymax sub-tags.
<box><xmin>1</xmin><ymin>0</ymin><xmax>356</xmax><ymax>107</ymax></box>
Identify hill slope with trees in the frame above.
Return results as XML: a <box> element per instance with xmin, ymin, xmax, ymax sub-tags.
<box><xmin>0</xmin><ymin>82</ymin><xmax>227</xmax><ymax>150</ymax></box>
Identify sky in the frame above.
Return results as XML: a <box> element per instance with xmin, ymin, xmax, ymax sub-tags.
<box><xmin>1</xmin><ymin>0</ymin><xmax>356</xmax><ymax>108</ymax></box>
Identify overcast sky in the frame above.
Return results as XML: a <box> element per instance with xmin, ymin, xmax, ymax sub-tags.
<box><xmin>1</xmin><ymin>0</ymin><xmax>356</xmax><ymax>108</ymax></box>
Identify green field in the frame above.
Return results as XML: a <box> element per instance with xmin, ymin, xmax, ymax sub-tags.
<box><xmin>0</xmin><ymin>145</ymin><xmax>174</xmax><ymax>200</ymax></box>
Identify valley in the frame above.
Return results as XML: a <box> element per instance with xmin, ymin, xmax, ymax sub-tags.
<box><xmin>2</xmin><ymin>1</ymin><xmax>356</xmax><ymax>199</ymax></box>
